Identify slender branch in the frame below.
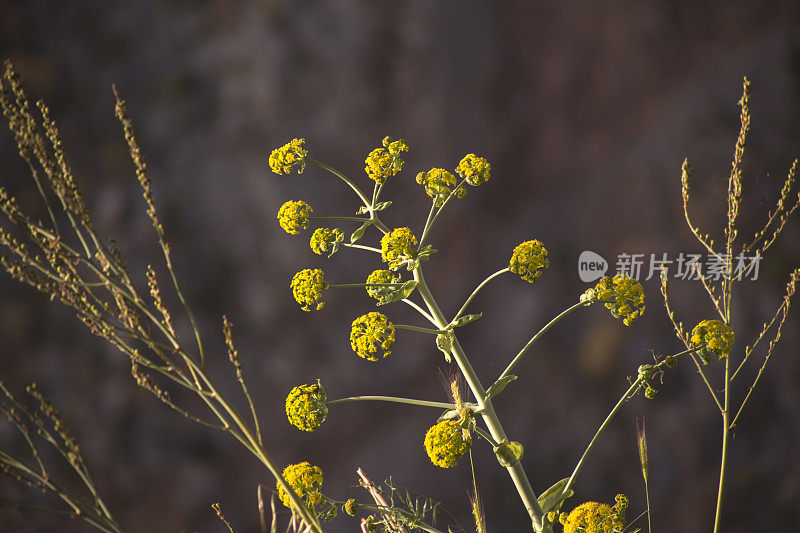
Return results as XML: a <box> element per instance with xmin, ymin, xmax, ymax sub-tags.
<box><xmin>452</xmin><ymin>268</ymin><xmax>509</xmax><ymax>323</ymax></box>
<box><xmin>496</xmin><ymin>300</ymin><xmax>590</xmax><ymax>385</ymax></box>
<box><xmin>562</xmin><ymin>377</ymin><xmax>644</xmax><ymax>496</ymax></box>
<box><xmin>327</xmin><ymin>395</ymin><xmax>458</xmax><ymax>410</ymax></box>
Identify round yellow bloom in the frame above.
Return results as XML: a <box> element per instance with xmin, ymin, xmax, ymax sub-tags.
<box><xmin>563</xmin><ymin>501</ymin><xmax>624</xmax><ymax>533</ymax></box>
<box><xmin>309</xmin><ymin>227</ymin><xmax>343</xmax><ymax>256</ymax></box>
<box><xmin>364</xmin><ymin>137</ymin><xmax>409</xmax><ymax>184</ymax></box>
<box><xmin>691</xmin><ymin>319</ymin><xmax>734</xmax><ymax>363</ymax></box>
<box><xmin>350</xmin><ymin>312</ymin><xmax>395</xmax><ymax>361</ymax></box>
<box><xmin>509</xmin><ymin>240</ymin><xmax>549</xmax><ymax>284</ymax></box>
<box><xmin>277</xmin><ymin>462</ymin><xmax>323</xmax><ymax>510</ymax></box>
<box><xmin>365</xmin><ymin>269</ymin><xmax>401</xmax><ymax>300</ymax></box>
<box><xmin>593</xmin><ymin>274</ymin><xmax>645</xmax><ymax>326</ymax></box>
<box><xmin>456</xmin><ymin>154</ymin><xmax>491</xmax><ymax>186</ymax></box>
<box><xmin>269</xmin><ymin>138</ymin><xmax>307</xmax><ymax>175</ymax></box>
<box><xmin>424</xmin><ymin>420</ymin><xmax>471</xmax><ymax>468</ymax></box>
<box><xmin>291</xmin><ymin>269</ymin><xmax>328</xmax><ymax>311</ymax></box>
<box><xmin>277</xmin><ymin>200</ymin><xmax>313</xmax><ymax>235</ymax></box>
<box><xmin>380</xmin><ymin>227</ymin><xmax>418</xmax><ymax>270</ymax></box>
<box><xmin>285</xmin><ymin>380</ymin><xmax>328</xmax><ymax>432</ymax></box>
<box><xmin>416</xmin><ymin>168</ymin><xmax>466</xmax><ymax>206</ymax></box>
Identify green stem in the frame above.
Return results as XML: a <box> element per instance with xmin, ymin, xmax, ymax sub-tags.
<box><xmin>496</xmin><ymin>300</ymin><xmax>589</xmax><ymax>385</ymax></box>
<box><xmin>343</xmin><ymin>243</ymin><xmax>381</xmax><ymax>253</ymax></box>
<box><xmin>562</xmin><ymin>377</ymin><xmax>644</xmax><ymax>496</ymax></box>
<box><xmin>310</xmin><ymin>216</ymin><xmax>369</xmax><ymax>223</ymax></box>
<box><xmin>394</xmin><ymin>324</ymin><xmax>446</xmax><ymax>335</ymax></box>
<box><xmin>308</xmin><ymin>158</ymin><xmax>371</xmax><ymax>208</ymax></box>
<box><xmin>327</xmin><ymin>396</ymin><xmax>456</xmax><ymax>410</ymax></box>
<box><xmin>713</xmin><ymin>355</ymin><xmax>731</xmax><ymax>533</ymax></box>
<box><xmin>413</xmin><ymin>266</ymin><xmax>547</xmax><ymax>532</ymax></box>
<box><xmin>452</xmin><ymin>268</ymin><xmax>509</xmax><ymax>323</ymax></box>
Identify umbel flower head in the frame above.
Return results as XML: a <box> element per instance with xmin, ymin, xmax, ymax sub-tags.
<box><xmin>592</xmin><ymin>274</ymin><xmax>645</xmax><ymax>326</ymax></box>
<box><xmin>509</xmin><ymin>240</ymin><xmax>549</xmax><ymax>284</ymax></box>
<box><xmin>350</xmin><ymin>312</ymin><xmax>395</xmax><ymax>361</ymax></box>
<box><xmin>285</xmin><ymin>380</ymin><xmax>328</xmax><ymax>432</ymax></box>
<box><xmin>365</xmin><ymin>269</ymin><xmax>401</xmax><ymax>300</ymax></box>
<box><xmin>310</xmin><ymin>227</ymin><xmax>343</xmax><ymax>256</ymax></box>
<box><xmin>364</xmin><ymin>136</ymin><xmax>409</xmax><ymax>184</ymax></box>
<box><xmin>380</xmin><ymin>227</ymin><xmax>418</xmax><ymax>270</ymax></box>
<box><xmin>416</xmin><ymin>168</ymin><xmax>466</xmax><ymax>206</ymax></box>
<box><xmin>561</xmin><ymin>496</ymin><xmax>626</xmax><ymax>533</ymax></box>
<box><xmin>269</xmin><ymin>138</ymin><xmax>307</xmax><ymax>175</ymax></box>
<box><xmin>277</xmin><ymin>200</ymin><xmax>313</xmax><ymax>235</ymax></box>
<box><xmin>424</xmin><ymin>420</ymin><xmax>471</xmax><ymax>468</ymax></box>
<box><xmin>277</xmin><ymin>462</ymin><xmax>323</xmax><ymax>510</ymax></box>
<box><xmin>456</xmin><ymin>154</ymin><xmax>491</xmax><ymax>186</ymax></box>
<box><xmin>691</xmin><ymin>319</ymin><xmax>734</xmax><ymax>363</ymax></box>
<box><xmin>291</xmin><ymin>269</ymin><xmax>328</xmax><ymax>311</ymax></box>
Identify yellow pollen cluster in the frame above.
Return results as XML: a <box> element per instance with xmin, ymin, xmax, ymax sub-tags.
<box><xmin>365</xmin><ymin>269</ymin><xmax>401</xmax><ymax>300</ymax></box>
<box><xmin>309</xmin><ymin>227</ymin><xmax>343</xmax><ymax>256</ymax></box>
<box><xmin>350</xmin><ymin>312</ymin><xmax>395</xmax><ymax>361</ymax></box>
<box><xmin>380</xmin><ymin>227</ymin><xmax>418</xmax><ymax>270</ymax></box>
<box><xmin>291</xmin><ymin>269</ymin><xmax>328</xmax><ymax>311</ymax></box>
<box><xmin>364</xmin><ymin>137</ymin><xmax>409</xmax><ymax>184</ymax></box>
<box><xmin>269</xmin><ymin>138</ymin><xmax>307</xmax><ymax>175</ymax></box>
<box><xmin>424</xmin><ymin>420</ymin><xmax>471</xmax><ymax>468</ymax></box>
<box><xmin>691</xmin><ymin>319</ymin><xmax>734</xmax><ymax>363</ymax></box>
<box><xmin>416</xmin><ymin>168</ymin><xmax>465</xmax><ymax>206</ymax></box>
<box><xmin>594</xmin><ymin>274</ymin><xmax>645</xmax><ymax>326</ymax></box>
<box><xmin>277</xmin><ymin>462</ymin><xmax>323</xmax><ymax>510</ymax></box>
<box><xmin>285</xmin><ymin>380</ymin><xmax>328</xmax><ymax>432</ymax></box>
<box><xmin>561</xmin><ymin>495</ymin><xmax>627</xmax><ymax>533</ymax></box>
<box><xmin>509</xmin><ymin>240</ymin><xmax>549</xmax><ymax>284</ymax></box>
<box><xmin>343</xmin><ymin>498</ymin><xmax>358</xmax><ymax>517</ymax></box>
<box><xmin>277</xmin><ymin>200</ymin><xmax>313</xmax><ymax>235</ymax></box>
<box><xmin>456</xmin><ymin>154</ymin><xmax>491</xmax><ymax>186</ymax></box>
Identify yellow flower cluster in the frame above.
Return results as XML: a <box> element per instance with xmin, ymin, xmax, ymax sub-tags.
<box><xmin>285</xmin><ymin>380</ymin><xmax>328</xmax><ymax>432</ymax></box>
<box><xmin>309</xmin><ymin>227</ymin><xmax>343</xmax><ymax>256</ymax></box>
<box><xmin>380</xmin><ymin>227</ymin><xmax>418</xmax><ymax>270</ymax></box>
<box><xmin>416</xmin><ymin>168</ymin><xmax>466</xmax><ymax>206</ymax></box>
<box><xmin>269</xmin><ymin>138</ymin><xmax>307</xmax><ymax>175</ymax></box>
<box><xmin>691</xmin><ymin>319</ymin><xmax>734</xmax><ymax>363</ymax></box>
<box><xmin>365</xmin><ymin>269</ymin><xmax>401</xmax><ymax>300</ymax></box>
<box><xmin>277</xmin><ymin>200</ymin><xmax>313</xmax><ymax>235</ymax></box>
<box><xmin>424</xmin><ymin>420</ymin><xmax>471</xmax><ymax>468</ymax></box>
<box><xmin>277</xmin><ymin>462</ymin><xmax>323</xmax><ymax>510</ymax></box>
<box><xmin>456</xmin><ymin>153</ymin><xmax>491</xmax><ymax>186</ymax></box>
<box><xmin>593</xmin><ymin>275</ymin><xmax>645</xmax><ymax>326</ymax></box>
<box><xmin>350</xmin><ymin>312</ymin><xmax>395</xmax><ymax>361</ymax></box>
<box><xmin>364</xmin><ymin>136</ymin><xmax>409</xmax><ymax>184</ymax></box>
<box><xmin>343</xmin><ymin>498</ymin><xmax>358</xmax><ymax>517</ymax></box>
<box><xmin>509</xmin><ymin>240</ymin><xmax>549</xmax><ymax>284</ymax></box>
<box><xmin>559</xmin><ymin>494</ymin><xmax>627</xmax><ymax>533</ymax></box>
<box><xmin>291</xmin><ymin>269</ymin><xmax>328</xmax><ymax>311</ymax></box>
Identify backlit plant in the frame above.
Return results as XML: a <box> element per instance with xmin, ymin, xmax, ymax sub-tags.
<box><xmin>1</xmin><ymin>59</ymin><xmax>798</xmax><ymax>533</ymax></box>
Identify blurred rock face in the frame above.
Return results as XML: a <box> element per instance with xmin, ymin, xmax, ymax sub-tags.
<box><xmin>1</xmin><ymin>1</ymin><xmax>799</xmax><ymax>532</ymax></box>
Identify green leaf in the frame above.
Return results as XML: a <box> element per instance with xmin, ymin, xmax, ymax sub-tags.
<box><xmin>485</xmin><ymin>374</ymin><xmax>517</xmax><ymax>399</ymax></box>
<box><xmin>373</xmin><ymin>201</ymin><xmax>392</xmax><ymax>212</ymax></box>
<box><xmin>436</xmin><ymin>333</ymin><xmax>453</xmax><ymax>363</ymax></box>
<box><xmin>450</xmin><ymin>313</ymin><xmax>482</xmax><ymax>328</ymax></box>
<box><xmin>537</xmin><ymin>478</ymin><xmax>573</xmax><ymax>514</ymax></box>
<box><xmin>437</xmin><ymin>408</ymin><xmax>459</xmax><ymax>422</ymax></box>
<box><xmin>377</xmin><ymin>280</ymin><xmax>418</xmax><ymax>305</ymax></box>
<box><xmin>416</xmin><ymin>244</ymin><xmax>437</xmax><ymax>261</ymax></box>
<box><xmin>350</xmin><ymin>221</ymin><xmax>371</xmax><ymax>243</ymax></box>
<box><xmin>493</xmin><ymin>439</ymin><xmax>523</xmax><ymax>467</ymax></box>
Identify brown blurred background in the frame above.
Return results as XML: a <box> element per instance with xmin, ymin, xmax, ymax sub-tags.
<box><xmin>1</xmin><ymin>1</ymin><xmax>799</xmax><ymax>531</ymax></box>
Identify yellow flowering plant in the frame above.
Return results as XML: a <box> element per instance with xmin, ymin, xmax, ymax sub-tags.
<box><xmin>1</xmin><ymin>60</ymin><xmax>798</xmax><ymax>533</ymax></box>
